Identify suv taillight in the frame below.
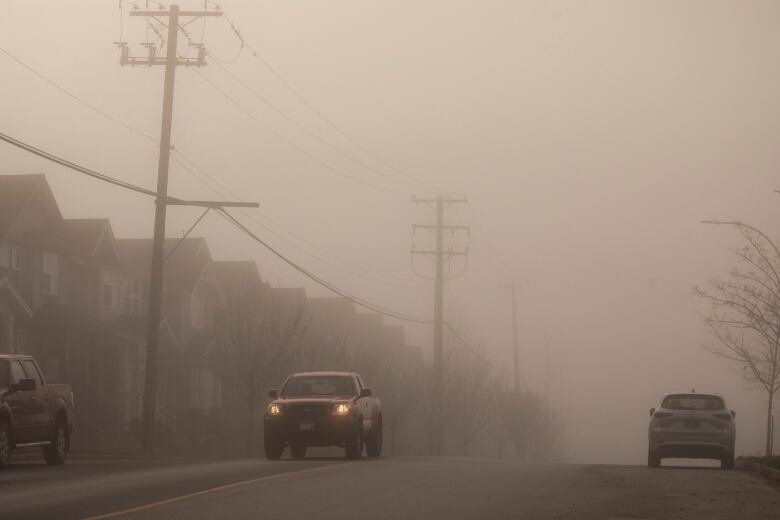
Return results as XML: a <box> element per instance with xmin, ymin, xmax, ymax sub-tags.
<box><xmin>653</xmin><ymin>412</ymin><xmax>672</xmax><ymax>419</ymax></box>
<box><xmin>713</xmin><ymin>413</ymin><xmax>731</xmax><ymax>421</ymax></box>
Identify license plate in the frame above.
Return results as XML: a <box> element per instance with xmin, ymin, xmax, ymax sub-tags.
<box><xmin>299</xmin><ymin>422</ymin><xmax>314</xmax><ymax>431</ymax></box>
<box><xmin>684</xmin><ymin>420</ymin><xmax>699</xmax><ymax>429</ymax></box>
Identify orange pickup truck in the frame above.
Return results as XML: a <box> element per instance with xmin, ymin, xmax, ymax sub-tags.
<box><xmin>0</xmin><ymin>354</ymin><xmax>75</xmax><ymax>468</ymax></box>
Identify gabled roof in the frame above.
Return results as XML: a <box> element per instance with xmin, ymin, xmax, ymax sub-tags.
<box><xmin>115</xmin><ymin>237</ymin><xmax>212</xmax><ymax>292</ymax></box>
<box><xmin>0</xmin><ymin>174</ymin><xmax>63</xmax><ymax>241</ymax></box>
<box><xmin>64</xmin><ymin>218</ymin><xmax>121</xmax><ymax>264</ymax></box>
<box><xmin>211</xmin><ymin>261</ymin><xmax>262</xmax><ymax>297</ymax></box>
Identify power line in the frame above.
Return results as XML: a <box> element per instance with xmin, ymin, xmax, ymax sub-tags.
<box><xmin>214</xmin><ymin>7</ymin><xmax>454</xmax><ymax>197</ymax></box>
<box><xmin>217</xmin><ymin>208</ymin><xmax>432</xmax><ymax>324</ymax></box>
<box><xmin>169</xmin><ymin>152</ymin><xmax>426</xmax><ymax>288</ymax></box>
<box><xmin>1</xmin><ymin>130</ymin><xmax>506</xmax><ymax>377</ymax></box>
<box><xmin>0</xmin><ymin>131</ymin><xmax>162</xmax><ymax>198</ymax></box>
<box><xmin>0</xmin><ymin>42</ymin><xmax>422</xmax><ymax>289</ymax></box>
<box><xmin>207</xmin><ymin>54</ymin><xmax>437</xmax><ymax>196</ymax></box>
<box><xmin>443</xmin><ymin>322</ymin><xmax>514</xmax><ymax>379</ymax></box>
<box><xmin>219</xmin><ymin>207</ymin><xmax>508</xmax><ymax>376</ymax></box>
<box><xmin>0</xmin><ymin>45</ymin><xmax>158</xmax><ymax>144</ymax></box>
<box><xmin>194</xmin><ymin>69</ymin><xmax>407</xmax><ymax>197</ymax></box>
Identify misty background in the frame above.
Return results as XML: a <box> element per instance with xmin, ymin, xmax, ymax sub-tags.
<box><xmin>3</xmin><ymin>0</ymin><xmax>780</xmax><ymax>463</ymax></box>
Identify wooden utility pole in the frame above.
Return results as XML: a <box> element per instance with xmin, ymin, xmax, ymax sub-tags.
<box><xmin>411</xmin><ymin>196</ymin><xmax>468</xmax><ymax>456</ymax></box>
<box><xmin>119</xmin><ymin>5</ymin><xmax>255</xmax><ymax>455</ymax></box>
<box><xmin>498</xmin><ymin>281</ymin><xmax>524</xmax><ymax>394</ymax></box>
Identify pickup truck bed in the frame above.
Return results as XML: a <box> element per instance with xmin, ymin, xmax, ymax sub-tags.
<box><xmin>0</xmin><ymin>354</ymin><xmax>75</xmax><ymax>468</ymax></box>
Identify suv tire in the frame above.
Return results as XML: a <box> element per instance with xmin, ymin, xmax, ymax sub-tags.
<box><xmin>647</xmin><ymin>450</ymin><xmax>660</xmax><ymax>468</ymax></box>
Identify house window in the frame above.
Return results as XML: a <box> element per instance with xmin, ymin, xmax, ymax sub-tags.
<box><xmin>102</xmin><ymin>272</ymin><xmax>123</xmax><ymax>309</ymax></box>
<box><xmin>190</xmin><ymin>291</ymin><xmax>205</xmax><ymax>330</ymax></box>
<box><xmin>103</xmin><ymin>284</ymin><xmax>120</xmax><ymax>308</ymax></box>
<box><xmin>42</xmin><ymin>252</ymin><xmax>59</xmax><ymax>295</ymax></box>
<box><xmin>0</xmin><ymin>245</ymin><xmax>21</xmax><ymax>286</ymax></box>
<box><xmin>124</xmin><ymin>279</ymin><xmax>142</xmax><ymax>314</ymax></box>
<box><xmin>0</xmin><ymin>245</ymin><xmax>19</xmax><ymax>269</ymax></box>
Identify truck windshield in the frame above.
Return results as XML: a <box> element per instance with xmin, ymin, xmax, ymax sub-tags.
<box><xmin>662</xmin><ymin>394</ymin><xmax>724</xmax><ymax>411</ymax></box>
<box><xmin>282</xmin><ymin>376</ymin><xmax>354</xmax><ymax>397</ymax></box>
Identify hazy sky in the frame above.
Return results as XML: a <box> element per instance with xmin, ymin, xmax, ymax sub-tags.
<box><xmin>3</xmin><ymin>0</ymin><xmax>780</xmax><ymax>463</ymax></box>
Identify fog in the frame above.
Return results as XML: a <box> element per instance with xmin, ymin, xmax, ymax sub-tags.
<box><xmin>3</xmin><ymin>0</ymin><xmax>780</xmax><ymax>464</ymax></box>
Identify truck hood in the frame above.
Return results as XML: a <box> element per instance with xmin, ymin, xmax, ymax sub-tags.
<box><xmin>273</xmin><ymin>396</ymin><xmax>354</xmax><ymax>405</ymax></box>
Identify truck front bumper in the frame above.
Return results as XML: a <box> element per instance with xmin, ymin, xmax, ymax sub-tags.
<box><xmin>264</xmin><ymin>414</ymin><xmax>360</xmax><ymax>447</ymax></box>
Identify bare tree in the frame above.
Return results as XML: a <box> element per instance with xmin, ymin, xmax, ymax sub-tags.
<box><xmin>695</xmin><ymin>221</ymin><xmax>780</xmax><ymax>457</ymax></box>
<box><xmin>217</xmin><ymin>288</ymin><xmax>304</xmax><ymax>456</ymax></box>
<box><xmin>496</xmin><ymin>389</ymin><xmax>544</xmax><ymax>460</ymax></box>
<box><xmin>448</xmin><ymin>347</ymin><xmax>493</xmax><ymax>456</ymax></box>
<box><xmin>379</xmin><ymin>348</ymin><xmax>423</xmax><ymax>455</ymax></box>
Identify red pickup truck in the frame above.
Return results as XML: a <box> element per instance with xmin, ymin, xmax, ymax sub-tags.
<box><xmin>0</xmin><ymin>354</ymin><xmax>75</xmax><ymax>468</ymax></box>
<box><xmin>264</xmin><ymin>371</ymin><xmax>382</xmax><ymax>460</ymax></box>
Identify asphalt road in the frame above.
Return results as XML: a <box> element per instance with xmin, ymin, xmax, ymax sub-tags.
<box><xmin>1</xmin><ymin>454</ymin><xmax>778</xmax><ymax>520</ymax></box>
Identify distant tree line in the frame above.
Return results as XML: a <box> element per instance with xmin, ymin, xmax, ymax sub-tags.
<box><xmin>217</xmin><ymin>284</ymin><xmax>561</xmax><ymax>459</ymax></box>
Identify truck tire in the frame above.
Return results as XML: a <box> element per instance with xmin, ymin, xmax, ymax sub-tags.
<box><xmin>264</xmin><ymin>436</ymin><xmax>283</xmax><ymax>460</ymax></box>
<box><xmin>0</xmin><ymin>421</ymin><xmax>11</xmax><ymax>469</ymax></box>
<box><xmin>43</xmin><ymin>418</ymin><xmax>68</xmax><ymax>466</ymax></box>
<box><xmin>365</xmin><ymin>415</ymin><xmax>382</xmax><ymax>458</ymax></box>
<box><xmin>290</xmin><ymin>444</ymin><xmax>307</xmax><ymax>459</ymax></box>
<box><xmin>721</xmin><ymin>453</ymin><xmax>735</xmax><ymax>470</ymax></box>
<box><xmin>345</xmin><ymin>422</ymin><xmax>363</xmax><ymax>460</ymax></box>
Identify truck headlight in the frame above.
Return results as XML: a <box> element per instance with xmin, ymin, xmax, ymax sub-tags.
<box><xmin>332</xmin><ymin>403</ymin><xmax>352</xmax><ymax>416</ymax></box>
<box><xmin>267</xmin><ymin>403</ymin><xmax>283</xmax><ymax>416</ymax></box>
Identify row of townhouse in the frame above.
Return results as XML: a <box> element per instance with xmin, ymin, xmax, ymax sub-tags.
<box><xmin>0</xmin><ymin>174</ymin><xmax>422</xmax><ymax>454</ymax></box>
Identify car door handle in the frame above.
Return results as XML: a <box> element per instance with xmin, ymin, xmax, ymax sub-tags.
<box><xmin>30</xmin><ymin>395</ymin><xmax>36</xmax><ymax>401</ymax></box>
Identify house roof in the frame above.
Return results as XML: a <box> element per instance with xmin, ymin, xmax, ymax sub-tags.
<box><xmin>0</xmin><ymin>174</ymin><xmax>63</xmax><ymax>241</ymax></box>
<box><xmin>64</xmin><ymin>219</ymin><xmax>106</xmax><ymax>254</ymax></box>
<box><xmin>64</xmin><ymin>218</ymin><xmax>121</xmax><ymax>264</ymax></box>
<box><xmin>115</xmin><ymin>237</ymin><xmax>212</xmax><ymax>292</ymax></box>
<box><xmin>211</xmin><ymin>261</ymin><xmax>262</xmax><ymax>296</ymax></box>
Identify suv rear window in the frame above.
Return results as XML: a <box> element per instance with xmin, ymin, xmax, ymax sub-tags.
<box><xmin>662</xmin><ymin>394</ymin><xmax>724</xmax><ymax>411</ymax></box>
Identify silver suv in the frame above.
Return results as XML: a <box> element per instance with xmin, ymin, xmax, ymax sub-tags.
<box><xmin>648</xmin><ymin>392</ymin><xmax>736</xmax><ymax>469</ymax></box>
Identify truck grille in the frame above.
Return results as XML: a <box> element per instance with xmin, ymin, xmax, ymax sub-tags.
<box><xmin>287</xmin><ymin>403</ymin><xmax>329</xmax><ymax>418</ymax></box>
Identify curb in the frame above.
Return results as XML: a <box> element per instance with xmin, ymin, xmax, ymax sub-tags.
<box><xmin>737</xmin><ymin>460</ymin><xmax>780</xmax><ymax>484</ymax></box>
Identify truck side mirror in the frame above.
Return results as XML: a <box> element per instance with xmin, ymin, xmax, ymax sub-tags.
<box><xmin>268</xmin><ymin>389</ymin><xmax>279</xmax><ymax>399</ymax></box>
<box><xmin>19</xmin><ymin>379</ymin><xmax>36</xmax><ymax>392</ymax></box>
<box><xmin>6</xmin><ymin>378</ymin><xmax>36</xmax><ymax>396</ymax></box>
<box><xmin>649</xmin><ymin>407</ymin><xmax>655</xmax><ymax>417</ymax></box>
<box><xmin>360</xmin><ymin>388</ymin><xmax>372</xmax><ymax>398</ymax></box>
<box><xmin>731</xmin><ymin>410</ymin><xmax>736</xmax><ymax>418</ymax></box>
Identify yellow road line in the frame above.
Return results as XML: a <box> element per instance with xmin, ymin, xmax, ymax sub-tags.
<box><xmin>80</xmin><ymin>462</ymin><xmax>351</xmax><ymax>520</ymax></box>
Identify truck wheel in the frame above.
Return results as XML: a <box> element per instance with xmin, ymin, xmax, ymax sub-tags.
<box><xmin>345</xmin><ymin>424</ymin><xmax>363</xmax><ymax>460</ymax></box>
<box><xmin>0</xmin><ymin>421</ymin><xmax>11</xmax><ymax>469</ymax></box>
<box><xmin>264</xmin><ymin>436</ymin><xmax>283</xmax><ymax>460</ymax></box>
<box><xmin>290</xmin><ymin>444</ymin><xmax>307</xmax><ymax>459</ymax></box>
<box><xmin>366</xmin><ymin>416</ymin><xmax>382</xmax><ymax>458</ymax></box>
<box><xmin>647</xmin><ymin>450</ymin><xmax>660</xmax><ymax>468</ymax></box>
<box><xmin>43</xmin><ymin>419</ymin><xmax>68</xmax><ymax>466</ymax></box>
<box><xmin>721</xmin><ymin>453</ymin><xmax>735</xmax><ymax>470</ymax></box>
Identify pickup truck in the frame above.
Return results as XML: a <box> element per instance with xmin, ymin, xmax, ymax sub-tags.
<box><xmin>264</xmin><ymin>371</ymin><xmax>382</xmax><ymax>460</ymax></box>
<box><xmin>0</xmin><ymin>354</ymin><xmax>75</xmax><ymax>468</ymax></box>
